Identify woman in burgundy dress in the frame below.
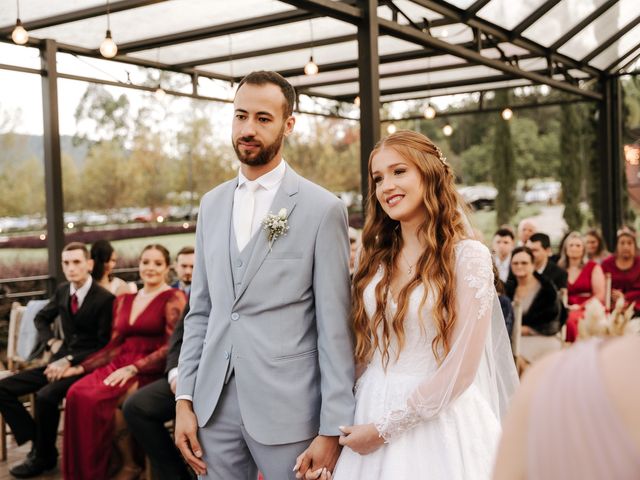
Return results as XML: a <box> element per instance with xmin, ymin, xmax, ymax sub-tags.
<box><xmin>559</xmin><ymin>232</ymin><xmax>605</xmax><ymax>342</ymax></box>
<box><xmin>61</xmin><ymin>244</ymin><xmax>186</xmax><ymax>480</ymax></box>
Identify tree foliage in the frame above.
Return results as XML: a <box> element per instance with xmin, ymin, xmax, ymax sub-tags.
<box><xmin>492</xmin><ymin>91</ymin><xmax>517</xmax><ymax>225</ymax></box>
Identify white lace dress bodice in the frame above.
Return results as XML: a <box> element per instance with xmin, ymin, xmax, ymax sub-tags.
<box><xmin>333</xmin><ymin>239</ymin><xmax>504</xmax><ymax>480</ymax></box>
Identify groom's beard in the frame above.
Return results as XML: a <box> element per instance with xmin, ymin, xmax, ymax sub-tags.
<box><xmin>233</xmin><ymin>127</ymin><xmax>285</xmax><ymax>167</ymax></box>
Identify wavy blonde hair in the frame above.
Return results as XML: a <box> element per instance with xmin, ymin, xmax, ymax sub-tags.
<box><xmin>352</xmin><ymin>130</ymin><xmax>469</xmax><ymax>368</ymax></box>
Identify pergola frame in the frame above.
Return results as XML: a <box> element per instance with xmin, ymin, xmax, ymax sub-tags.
<box><xmin>0</xmin><ymin>0</ymin><xmax>637</xmax><ymax>285</ymax></box>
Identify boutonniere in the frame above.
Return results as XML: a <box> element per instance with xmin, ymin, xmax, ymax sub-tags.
<box><xmin>262</xmin><ymin>208</ymin><xmax>289</xmax><ymax>250</ymax></box>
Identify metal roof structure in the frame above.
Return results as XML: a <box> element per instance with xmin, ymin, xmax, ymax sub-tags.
<box><xmin>0</xmin><ymin>0</ymin><xmax>638</xmax><ymax>284</ymax></box>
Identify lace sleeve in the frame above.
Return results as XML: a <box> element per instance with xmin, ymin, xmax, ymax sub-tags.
<box><xmin>374</xmin><ymin>240</ymin><xmax>495</xmax><ymax>442</ymax></box>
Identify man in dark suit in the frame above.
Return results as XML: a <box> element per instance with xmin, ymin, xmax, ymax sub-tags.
<box><xmin>0</xmin><ymin>242</ymin><xmax>114</xmax><ymax>478</ymax></box>
<box><xmin>123</xmin><ymin>306</ymin><xmax>193</xmax><ymax>480</ymax></box>
<box><xmin>171</xmin><ymin>246</ymin><xmax>194</xmax><ymax>296</ymax></box>
<box><xmin>527</xmin><ymin>233</ymin><xmax>568</xmax><ymax>290</ymax></box>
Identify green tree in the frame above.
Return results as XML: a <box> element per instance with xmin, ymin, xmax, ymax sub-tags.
<box><xmin>559</xmin><ymin>103</ymin><xmax>584</xmax><ymax>230</ymax></box>
<box><xmin>492</xmin><ymin>91</ymin><xmax>517</xmax><ymax>225</ymax></box>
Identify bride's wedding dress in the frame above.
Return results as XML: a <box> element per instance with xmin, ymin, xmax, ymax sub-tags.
<box><xmin>333</xmin><ymin>240</ymin><xmax>518</xmax><ymax>480</ymax></box>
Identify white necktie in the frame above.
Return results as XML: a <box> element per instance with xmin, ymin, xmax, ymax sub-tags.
<box><xmin>237</xmin><ymin>181</ymin><xmax>259</xmax><ymax>251</ymax></box>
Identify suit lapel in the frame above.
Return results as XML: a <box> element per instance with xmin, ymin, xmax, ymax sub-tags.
<box><xmin>233</xmin><ymin>167</ymin><xmax>299</xmax><ymax>306</ymax></box>
<box><xmin>219</xmin><ymin>179</ymin><xmax>238</xmax><ymax>301</ymax></box>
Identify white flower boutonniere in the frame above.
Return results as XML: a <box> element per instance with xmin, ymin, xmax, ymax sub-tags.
<box><xmin>262</xmin><ymin>208</ymin><xmax>289</xmax><ymax>250</ymax></box>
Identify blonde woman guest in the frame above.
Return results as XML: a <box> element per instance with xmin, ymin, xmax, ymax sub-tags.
<box><xmin>327</xmin><ymin>131</ymin><xmax>517</xmax><ymax>480</ymax></box>
<box><xmin>91</xmin><ymin>240</ymin><xmax>137</xmax><ymax>296</ymax></box>
<box><xmin>559</xmin><ymin>232</ymin><xmax>605</xmax><ymax>342</ymax></box>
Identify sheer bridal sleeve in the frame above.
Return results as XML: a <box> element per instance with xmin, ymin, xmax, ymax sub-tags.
<box><xmin>374</xmin><ymin>241</ymin><xmax>496</xmax><ymax>442</ymax></box>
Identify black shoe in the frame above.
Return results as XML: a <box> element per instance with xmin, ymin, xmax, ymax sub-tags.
<box><xmin>9</xmin><ymin>456</ymin><xmax>56</xmax><ymax>479</ymax></box>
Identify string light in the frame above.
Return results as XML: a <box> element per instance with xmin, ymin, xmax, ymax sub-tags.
<box><xmin>387</xmin><ymin>123</ymin><xmax>397</xmax><ymax>134</ymax></box>
<box><xmin>442</xmin><ymin>123</ymin><xmax>453</xmax><ymax>136</ymax></box>
<box><xmin>304</xmin><ymin>56</ymin><xmax>319</xmax><ymax>75</ymax></box>
<box><xmin>11</xmin><ymin>1</ymin><xmax>28</xmax><ymax>45</ymax></box>
<box><xmin>99</xmin><ymin>0</ymin><xmax>117</xmax><ymax>58</ymax></box>
<box><xmin>354</xmin><ymin>96</ymin><xmax>360</xmax><ymax>106</ymax></box>
<box><xmin>501</xmin><ymin>108</ymin><xmax>513</xmax><ymax>120</ymax></box>
<box><xmin>424</xmin><ymin>104</ymin><xmax>436</xmax><ymax>119</ymax></box>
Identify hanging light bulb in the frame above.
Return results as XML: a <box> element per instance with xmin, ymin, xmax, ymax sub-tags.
<box><xmin>304</xmin><ymin>56</ymin><xmax>319</xmax><ymax>76</ymax></box>
<box><xmin>12</xmin><ymin>19</ymin><xmax>28</xmax><ymax>45</ymax></box>
<box><xmin>154</xmin><ymin>85</ymin><xmax>166</xmax><ymax>100</ymax></box>
<box><xmin>501</xmin><ymin>108</ymin><xmax>513</xmax><ymax>120</ymax></box>
<box><xmin>354</xmin><ymin>96</ymin><xmax>360</xmax><ymax>106</ymax></box>
<box><xmin>424</xmin><ymin>104</ymin><xmax>436</xmax><ymax>119</ymax></box>
<box><xmin>442</xmin><ymin>123</ymin><xmax>453</xmax><ymax>136</ymax></box>
<box><xmin>12</xmin><ymin>1</ymin><xmax>28</xmax><ymax>45</ymax></box>
<box><xmin>100</xmin><ymin>29</ymin><xmax>117</xmax><ymax>58</ymax></box>
<box><xmin>100</xmin><ymin>1</ymin><xmax>117</xmax><ymax>58</ymax></box>
<box><xmin>387</xmin><ymin>123</ymin><xmax>397</xmax><ymax>135</ymax></box>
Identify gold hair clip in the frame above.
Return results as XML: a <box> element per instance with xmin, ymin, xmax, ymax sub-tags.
<box><xmin>435</xmin><ymin>146</ymin><xmax>447</xmax><ymax>165</ymax></box>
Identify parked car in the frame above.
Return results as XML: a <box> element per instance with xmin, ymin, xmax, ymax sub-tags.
<box><xmin>457</xmin><ymin>185</ymin><xmax>497</xmax><ymax>210</ymax></box>
<box><xmin>524</xmin><ymin>181</ymin><xmax>561</xmax><ymax>204</ymax></box>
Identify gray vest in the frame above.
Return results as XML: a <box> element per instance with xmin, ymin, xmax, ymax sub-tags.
<box><xmin>226</xmin><ymin>222</ymin><xmax>261</xmax><ymax>381</ymax></box>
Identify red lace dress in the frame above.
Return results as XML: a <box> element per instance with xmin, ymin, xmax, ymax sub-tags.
<box><xmin>62</xmin><ymin>289</ymin><xmax>186</xmax><ymax>480</ymax></box>
<box><xmin>566</xmin><ymin>261</ymin><xmax>597</xmax><ymax>342</ymax></box>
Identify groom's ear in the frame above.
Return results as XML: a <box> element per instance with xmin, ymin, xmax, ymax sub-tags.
<box><xmin>284</xmin><ymin>115</ymin><xmax>296</xmax><ymax>137</ymax></box>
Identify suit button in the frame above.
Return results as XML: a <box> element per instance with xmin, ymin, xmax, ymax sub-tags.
<box><xmin>235</xmin><ymin>260</ymin><xmax>243</xmax><ymax>267</ymax></box>
<box><xmin>231</xmin><ymin>313</ymin><xmax>239</xmax><ymax>321</ymax></box>
<box><xmin>224</xmin><ymin>351</ymin><xmax>230</xmax><ymax>360</ymax></box>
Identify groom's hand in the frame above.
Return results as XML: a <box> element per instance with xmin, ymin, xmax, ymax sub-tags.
<box><xmin>293</xmin><ymin>435</ymin><xmax>341</xmax><ymax>479</ymax></box>
<box><xmin>175</xmin><ymin>399</ymin><xmax>207</xmax><ymax>476</ymax></box>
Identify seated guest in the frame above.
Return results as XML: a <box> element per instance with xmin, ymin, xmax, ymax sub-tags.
<box><xmin>506</xmin><ymin>247</ymin><xmax>562</xmax><ymax>364</ymax></box>
<box><xmin>0</xmin><ymin>243</ymin><xmax>114</xmax><ymax>478</ymax></box>
<box><xmin>61</xmin><ymin>244</ymin><xmax>186</xmax><ymax>480</ymax></box>
<box><xmin>517</xmin><ymin>218</ymin><xmax>537</xmax><ymax>246</ymax></box>
<box><xmin>91</xmin><ymin>239</ymin><xmax>136</xmax><ymax>296</ymax></box>
<box><xmin>493</xmin><ymin>335</ymin><xmax>640</xmax><ymax>480</ymax></box>
<box><xmin>123</xmin><ymin>306</ymin><xmax>193</xmax><ymax>480</ymax></box>
<box><xmin>526</xmin><ymin>232</ymin><xmax>568</xmax><ymax>291</ymax></box>
<box><xmin>493</xmin><ymin>228</ymin><xmax>515</xmax><ymax>284</ymax></box>
<box><xmin>558</xmin><ymin>232</ymin><xmax>606</xmax><ymax>342</ymax></box>
<box><xmin>171</xmin><ymin>246</ymin><xmax>194</xmax><ymax>296</ymax></box>
<box><xmin>601</xmin><ymin>226</ymin><xmax>640</xmax><ymax>315</ymax></box>
<box><xmin>584</xmin><ymin>228</ymin><xmax>610</xmax><ymax>264</ymax></box>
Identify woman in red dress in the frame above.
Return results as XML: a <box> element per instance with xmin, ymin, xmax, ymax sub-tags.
<box><xmin>61</xmin><ymin>244</ymin><xmax>186</xmax><ymax>480</ymax></box>
<box><xmin>560</xmin><ymin>232</ymin><xmax>605</xmax><ymax>342</ymax></box>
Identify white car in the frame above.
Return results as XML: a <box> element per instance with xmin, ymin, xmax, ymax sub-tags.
<box><xmin>524</xmin><ymin>182</ymin><xmax>562</xmax><ymax>204</ymax></box>
<box><xmin>457</xmin><ymin>185</ymin><xmax>497</xmax><ymax>210</ymax></box>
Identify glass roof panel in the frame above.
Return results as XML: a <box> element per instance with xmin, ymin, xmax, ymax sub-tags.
<box><xmin>379</xmin><ymin>65</ymin><xmax>504</xmax><ymax>90</ymax></box>
<box><xmin>0</xmin><ymin>43</ymin><xmax>40</xmax><ymax>70</ymax></box>
<box><xmin>379</xmin><ymin>79</ymin><xmax>533</xmax><ymax>102</ymax></box>
<box><xmin>522</xmin><ymin>0</ymin><xmax>610</xmax><ymax>48</ymax></box>
<box><xmin>558</xmin><ymin>0</ymin><xmax>638</xmax><ymax>60</ymax></box>
<box><xmin>27</xmin><ymin>0</ymin><xmax>295</xmax><ymax>50</ymax></box>
<box><xmin>589</xmin><ymin>23</ymin><xmax>640</xmax><ymax>70</ymax></box>
<box><xmin>129</xmin><ymin>17</ymin><xmax>356</xmax><ymax>66</ymax></box>
<box><xmin>476</xmin><ymin>0</ymin><xmax>550</xmax><ymax>30</ymax></box>
<box><xmin>443</xmin><ymin>0</ymin><xmax>480</xmax><ymax>9</ymax></box>
<box><xmin>0</xmin><ymin>0</ymin><xmax>103</xmax><ymax>25</ymax></box>
<box><xmin>377</xmin><ymin>0</ymin><xmax>443</xmax><ymax>23</ymax></box>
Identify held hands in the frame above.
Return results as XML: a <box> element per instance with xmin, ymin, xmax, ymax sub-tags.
<box><xmin>103</xmin><ymin>365</ymin><xmax>138</xmax><ymax>387</ymax></box>
<box><xmin>338</xmin><ymin>424</ymin><xmax>385</xmax><ymax>455</ymax></box>
<box><xmin>44</xmin><ymin>357</ymin><xmax>71</xmax><ymax>382</ymax></box>
<box><xmin>294</xmin><ymin>435</ymin><xmax>341</xmax><ymax>479</ymax></box>
<box><xmin>175</xmin><ymin>400</ymin><xmax>206</xmax><ymax>476</ymax></box>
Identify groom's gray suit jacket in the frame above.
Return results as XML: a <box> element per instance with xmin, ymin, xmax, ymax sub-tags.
<box><xmin>177</xmin><ymin>165</ymin><xmax>355</xmax><ymax>445</ymax></box>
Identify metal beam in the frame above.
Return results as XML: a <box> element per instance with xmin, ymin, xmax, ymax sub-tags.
<box><xmin>410</xmin><ymin>0</ymin><xmax>601</xmax><ymax>77</ymax></box>
<box><xmin>173</xmin><ymin>33</ymin><xmax>356</xmax><ymax>69</ymax></box>
<box><xmin>377</xmin><ymin>17</ymin><xmax>602</xmax><ymax>99</ymax></box>
<box><xmin>511</xmin><ymin>0</ymin><xmax>562</xmax><ymax>36</ymax></box>
<box><xmin>598</xmin><ymin>75</ymin><xmax>624</xmax><ymax>248</ymax></box>
<box><xmin>357</xmin><ymin>0</ymin><xmax>380</xmax><ymax>207</ymax></box>
<box><xmin>549</xmin><ymin>0</ymin><xmax>619</xmax><ymax>51</ymax></box>
<box><xmin>40</xmin><ymin>39</ymin><xmax>65</xmax><ymax>290</ymax></box>
<box><xmin>582</xmin><ymin>14</ymin><xmax>640</xmax><ymax>63</ymax></box>
<box><xmin>606</xmin><ymin>42</ymin><xmax>640</xmax><ymax>73</ymax></box>
<box><xmin>117</xmin><ymin>9</ymin><xmax>319</xmax><ymax>54</ymax></box>
<box><xmin>0</xmin><ymin>0</ymin><xmax>167</xmax><ymax>37</ymax></box>
<box><xmin>466</xmin><ymin>0</ymin><xmax>492</xmax><ymax>16</ymax></box>
<box><xmin>278</xmin><ymin>0</ymin><xmax>363</xmax><ymax>24</ymax></box>
<box><xmin>617</xmin><ymin>48</ymin><xmax>640</xmax><ymax>73</ymax></box>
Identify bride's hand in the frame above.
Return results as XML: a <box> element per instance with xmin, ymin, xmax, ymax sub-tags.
<box><xmin>338</xmin><ymin>424</ymin><xmax>384</xmax><ymax>455</ymax></box>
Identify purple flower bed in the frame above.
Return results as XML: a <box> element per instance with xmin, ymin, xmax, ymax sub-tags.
<box><xmin>0</xmin><ymin>224</ymin><xmax>196</xmax><ymax>249</ymax></box>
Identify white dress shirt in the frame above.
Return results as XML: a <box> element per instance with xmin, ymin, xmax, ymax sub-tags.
<box><xmin>493</xmin><ymin>254</ymin><xmax>511</xmax><ymax>283</ymax></box>
<box><xmin>233</xmin><ymin>160</ymin><xmax>287</xmax><ymax>250</ymax></box>
<box><xmin>70</xmin><ymin>275</ymin><xmax>93</xmax><ymax>309</ymax></box>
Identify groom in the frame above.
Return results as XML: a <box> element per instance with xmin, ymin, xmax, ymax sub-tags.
<box><xmin>175</xmin><ymin>71</ymin><xmax>355</xmax><ymax>480</ymax></box>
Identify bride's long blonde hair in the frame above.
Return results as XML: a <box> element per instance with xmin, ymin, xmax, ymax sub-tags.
<box><xmin>352</xmin><ymin>130</ymin><xmax>469</xmax><ymax>368</ymax></box>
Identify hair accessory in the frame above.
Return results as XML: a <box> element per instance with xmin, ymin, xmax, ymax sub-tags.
<box><xmin>616</xmin><ymin>226</ymin><xmax>637</xmax><ymax>239</ymax></box>
<box><xmin>434</xmin><ymin>146</ymin><xmax>447</xmax><ymax>165</ymax></box>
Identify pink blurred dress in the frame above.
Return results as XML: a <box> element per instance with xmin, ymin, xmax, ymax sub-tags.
<box><xmin>528</xmin><ymin>338</ymin><xmax>640</xmax><ymax>479</ymax></box>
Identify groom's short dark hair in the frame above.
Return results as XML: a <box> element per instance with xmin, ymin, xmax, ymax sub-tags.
<box><xmin>237</xmin><ymin>71</ymin><xmax>296</xmax><ymax>118</ymax></box>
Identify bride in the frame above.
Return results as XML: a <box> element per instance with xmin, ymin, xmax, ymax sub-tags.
<box><xmin>329</xmin><ymin>130</ymin><xmax>518</xmax><ymax>480</ymax></box>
